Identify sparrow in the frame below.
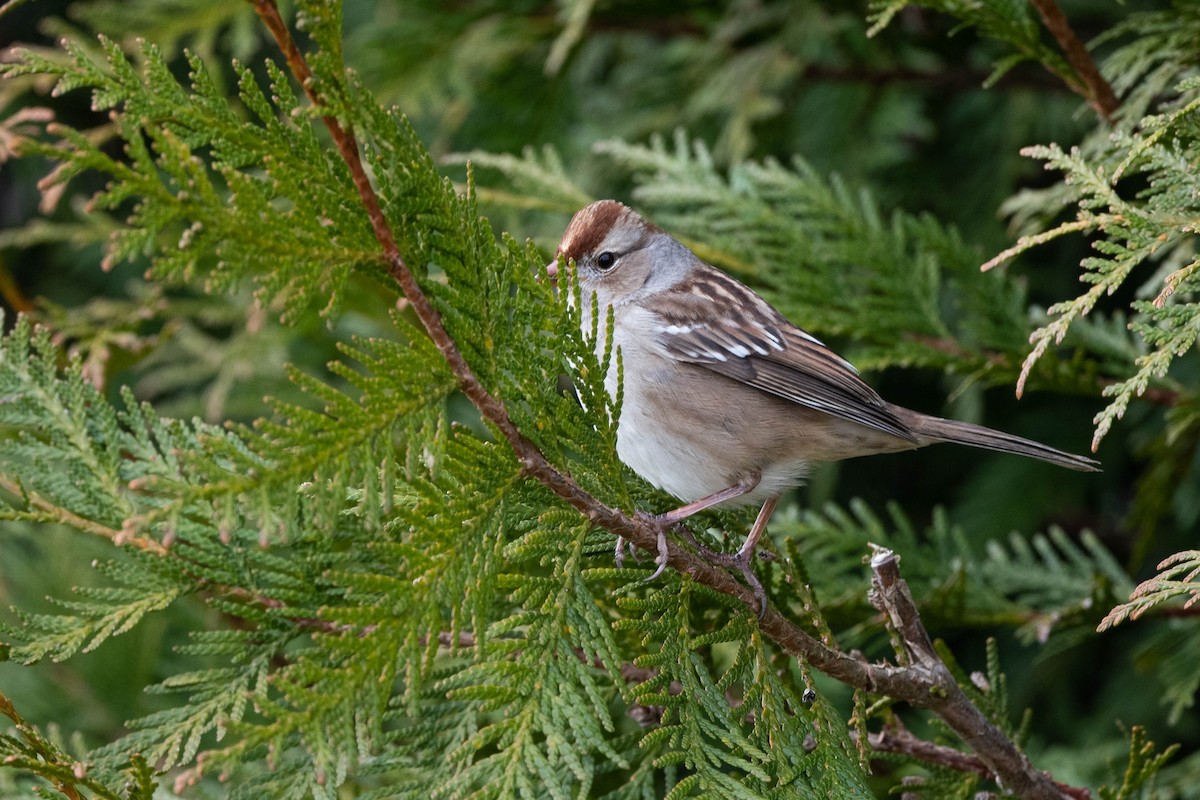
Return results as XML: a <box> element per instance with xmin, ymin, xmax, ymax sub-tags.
<box><xmin>548</xmin><ymin>200</ymin><xmax>1099</xmax><ymax>612</ymax></box>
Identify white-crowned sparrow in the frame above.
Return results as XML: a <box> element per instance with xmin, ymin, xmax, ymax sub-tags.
<box><xmin>548</xmin><ymin>200</ymin><xmax>1099</xmax><ymax>609</ymax></box>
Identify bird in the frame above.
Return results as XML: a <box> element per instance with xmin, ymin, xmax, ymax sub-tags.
<box><xmin>547</xmin><ymin>199</ymin><xmax>1099</xmax><ymax>611</ymax></box>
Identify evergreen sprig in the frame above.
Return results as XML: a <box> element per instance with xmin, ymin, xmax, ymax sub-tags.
<box><xmin>0</xmin><ymin>691</ymin><xmax>157</xmax><ymax>800</ymax></box>
<box><xmin>984</xmin><ymin>84</ymin><xmax>1200</xmax><ymax>447</ymax></box>
<box><xmin>867</xmin><ymin>0</ymin><xmax>1071</xmax><ymax>89</ymax></box>
<box><xmin>0</xmin><ymin>1</ymin><xmax>1188</xmax><ymax>797</ymax></box>
<box><xmin>1099</xmin><ymin>550</ymin><xmax>1200</xmax><ymax>632</ymax></box>
<box><xmin>1098</xmin><ymin>726</ymin><xmax>1178</xmax><ymax>800</ymax></box>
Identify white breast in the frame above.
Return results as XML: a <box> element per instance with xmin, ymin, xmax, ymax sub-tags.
<box><xmin>602</xmin><ymin>306</ymin><xmax>811</xmax><ymax>507</ymax></box>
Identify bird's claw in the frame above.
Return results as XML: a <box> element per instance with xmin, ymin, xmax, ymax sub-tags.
<box><xmin>685</xmin><ymin>536</ymin><xmax>769</xmax><ymax>617</ymax></box>
<box><xmin>613</xmin><ymin>536</ymin><xmax>638</xmax><ymax>568</ymax></box>
<box><xmin>644</xmin><ymin>527</ymin><xmax>669</xmax><ymax>581</ymax></box>
<box><xmin>618</xmin><ymin>512</ymin><xmax>769</xmax><ymax>614</ymax></box>
<box><xmin>633</xmin><ymin>511</ymin><xmax>672</xmax><ymax>582</ymax></box>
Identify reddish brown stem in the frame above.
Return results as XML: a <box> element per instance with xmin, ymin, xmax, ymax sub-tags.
<box><xmin>248</xmin><ymin>4</ymin><xmax>1081</xmax><ymax>797</ymax></box>
<box><xmin>867</xmin><ymin>548</ymin><xmax>1067</xmax><ymax>798</ymax></box>
<box><xmin>1030</xmin><ymin>0</ymin><xmax>1119</xmax><ymax>121</ymax></box>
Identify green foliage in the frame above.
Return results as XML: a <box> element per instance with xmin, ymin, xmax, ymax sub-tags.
<box><xmin>617</xmin><ymin>582</ymin><xmax>871</xmax><ymax>798</ymax></box>
<box><xmin>1100</xmin><ymin>551</ymin><xmax>1200</xmax><ymax>631</ymax></box>
<box><xmin>1</xmin><ymin>0</ymin><xmax>1199</xmax><ymax>798</ymax></box>
<box><xmin>990</xmin><ymin>84</ymin><xmax>1200</xmax><ymax>448</ymax></box>
<box><xmin>868</xmin><ymin>0</ymin><xmax>1072</xmax><ymax>89</ymax></box>
<box><xmin>0</xmin><ymin>690</ymin><xmax>157</xmax><ymax>800</ymax></box>
<box><xmin>1098</xmin><ymin>726</ymin><xmax>1178</xmax><ymax>800</ymax></box>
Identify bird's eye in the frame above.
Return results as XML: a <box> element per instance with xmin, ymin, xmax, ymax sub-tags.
<box><xmin>596</xmin><ymin>252</ymin><xmax>617</xmax><ymax>270</ymax></box>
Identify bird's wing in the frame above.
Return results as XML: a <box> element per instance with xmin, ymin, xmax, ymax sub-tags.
<box><xmin>649</xmin><ymin>268</ymin><xmax>917</xmax><ymax>443</ymax></box>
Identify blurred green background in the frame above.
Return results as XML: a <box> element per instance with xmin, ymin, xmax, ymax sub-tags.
<box><xmin>2</xmin><ymin>0</ymin><xmax>1197</xmax><ymax>795</ymax></box>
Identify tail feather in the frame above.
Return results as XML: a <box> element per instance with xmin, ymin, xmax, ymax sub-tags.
<box><xmin>889</xmin><ymin>405</ymin><xmax>1101</xmax><ymax>473</ymax></box>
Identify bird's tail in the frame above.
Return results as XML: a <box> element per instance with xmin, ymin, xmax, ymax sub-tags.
<box><xmin>889</xmin><ymin>405</ymin><xmax>1101</xmax><ymax>472</ymax></box>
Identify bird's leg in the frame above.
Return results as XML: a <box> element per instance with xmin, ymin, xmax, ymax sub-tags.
<box><xmin>654</xmin><ymin>472</ymin><xmax>763</xmax><ymax>526</ymax></box>
<box><xmin>687</xmin><ymin>495</ymin><xmax>780</xmax><ymax>617</ymax></box>
<box><xmin>634</xmin><ymin>472</ymin><xmax>762</xmax><ymax>582</ymax></box>
<box><xmin>738</xmin><ymin>496</ymin><xmax>779</xmax><ymax>615</ymax></box>
<box><xmin>735</xmin><ymin>495</ymin><xmax>779</xmax><ymax>564</ymax></box>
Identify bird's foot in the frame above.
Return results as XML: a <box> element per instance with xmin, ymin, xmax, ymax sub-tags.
<box><xmin>680</xmin><ymin>532</ymin><xmax>768</xmax><ymax>617</ymax></box>
<box><xmin>613</xmin><ymin>536</ymin><xmax>637</xmax><ymax>568</ymax></box>
<box><xmin>630</xmin><ymin>512</ymin><xmax>672</xmax><ymax>582</ymax></box>
<box><xmin>628</xmin><ymin>491</ymin><xmax>779</xmax><ymax>617</ymax></box>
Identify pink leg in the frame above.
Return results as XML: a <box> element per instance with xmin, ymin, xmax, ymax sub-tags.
<box><xmin>636</xmin><ymin>472</ymin><xmax>762</xmax><ymax>582</ymax></box>
<box><xmin>736</xmin><ymin>494</ymin><xmax>779</xmax><ymax>561</ymax></box>
<box><xmin>685</xmin><ymin>493</ymin><xmax>781</xmax><ymax>617</ymax></box>
<box><xmin>656</xmin><ymin>472</ymin><xmax>762</xmax><ymax>526</ymax></box>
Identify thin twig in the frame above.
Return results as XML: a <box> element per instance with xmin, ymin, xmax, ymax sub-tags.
<box><xmin>0</xmin><ymin>475</ymin><xmax>167</xmax><ymax>556</ymax></box>
<box><xmin>868</xmin><ymin>725</ymin><xmax>992</xmax><ymax>780</ymax></box>
<box><xmin>866</xmin><ymin>722</ymin><xmax>1092</xmax><ymax>800</ymax></box>
<box><xmin>1029</xmin><ymin>0</ymin><xmax>1119</xmax><ymax>121</ymax></box>
<box><xmin>248</xmin><ymin>4</ymin><xmax>1080</xmax><ymax>797</ymax></box>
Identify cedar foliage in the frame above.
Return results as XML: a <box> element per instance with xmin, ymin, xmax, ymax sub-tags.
<box><xmin>0</xmin><ymin>1</ymin><xmax>1198</xmax><ymax>797</ymax></box>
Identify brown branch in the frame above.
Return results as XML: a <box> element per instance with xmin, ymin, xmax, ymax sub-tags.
<box><xmin>249</xmin><ymin>4</ymin><xmax>1081</xmax><ymax>797</ymax></box>
<box><xmin>1029</xmin><ymin>0</ymin><xmax>1119</xmax><ymax>121</ymax></box>
<box><xmin>866</xmin><ymin>723</ymin><xmax>1092</xmax><ymax>800</ymax></box>
<box><xmin>869</xmin><ymin>725</ymin><xmax>992</xmax><ymax>780</ymax></box>
<box><xmin>867</xmin><ymin>548</ymin><xmax>1074</xmax><ymax>798</ymax></box>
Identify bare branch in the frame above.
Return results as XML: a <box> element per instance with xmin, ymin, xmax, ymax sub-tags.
<box><xmin>867</xmin><ymin>548</ymin><xmax>1070</xmax><ymax>798</ymax></box>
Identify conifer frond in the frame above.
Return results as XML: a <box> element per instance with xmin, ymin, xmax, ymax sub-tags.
<box><xmin>446</xmin><ymin>146</ymin><xmax>592</xmax><ymax>213</ymax></box>
<box><xmin>981</xmin><ymin>528</ymin><xmax>1131</xmax><ymax>626</ymax></box>
<box><xmin>1098</xmin><ymin>726</ymin><xmax>1178</xmax><ymax>800</ymax></box>
<box><xmin>423</xmin><ymin>529</ymin><xmax>629</xmax><ymax>799</ymax></box>
<box><xmin>3</xmin><ymin>39</ymin><xmax>378</xmax><ymax>322</ymax></box>
<box><xmin>985</xmin><ymin>82</ymin><xmax>1200</xmax><ymax>446</ymax></box>
<box><xmin>867</xmin><ymin>0</ymin><xmax>1072</xmax><ymax>88</ymax></box>
<box><xmin>1098</xmin><ymin>7</ymin><xmax>1200</xmax><ymax>122</ymax></box>
<box><xmin>618</xmin><ymin>581</ymin><xmax>872</xmax><ymax>797</ymax></box>
<box><xmin>2</xmin><ymin>553</ymin><xmax>183</xmax><ymax>663</ymax></box>
<box><xmin>1099</xmin><ymin>550</ymin><xmax>1200</xmax><ymax>632</ymax></box>
<box><xmin>0</xmin><ymin>690</ymin><xmax>157</xmax><ymax>800</ymax></box>
<box><xmin>94</xmin><ymin>663</ymin><xmax>270</xmax><ymax>771</ymax></box>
